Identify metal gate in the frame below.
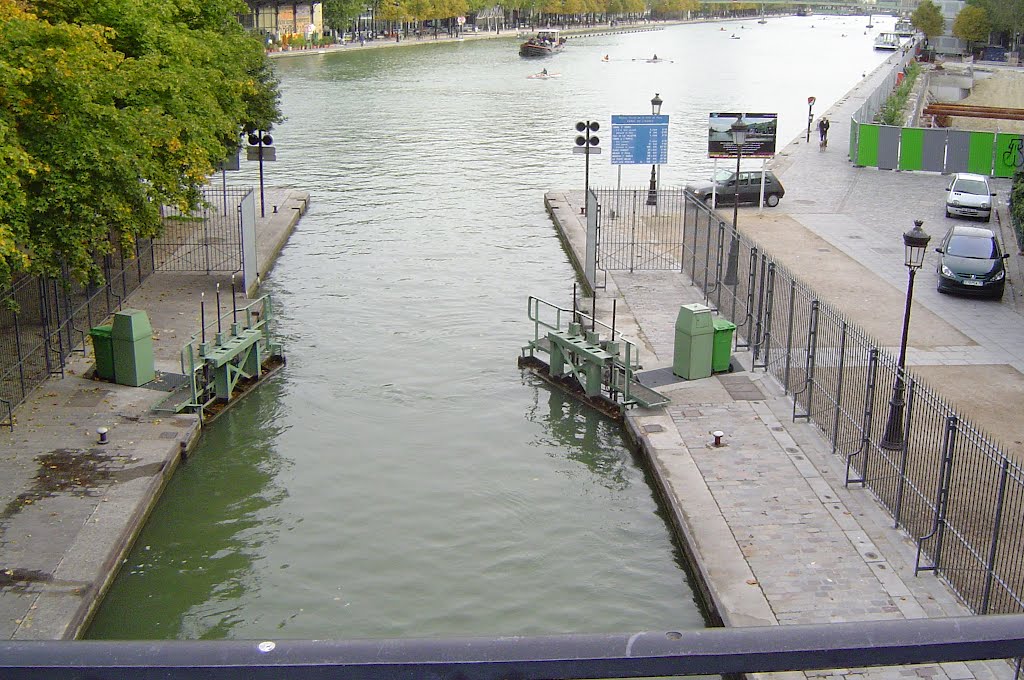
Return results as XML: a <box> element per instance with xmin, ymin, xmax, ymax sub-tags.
<box><xmin>155</xmin><ymin>186</ymin><xmax>254</xmax><ymax>275</ymax></box>
<box><xmin>592</xmin><ymin>187</ymin><xmax>690</xmax><ymax>275</ymax></box>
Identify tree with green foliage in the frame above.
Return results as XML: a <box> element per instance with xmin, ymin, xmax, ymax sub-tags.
<box><xmin>323</xmin><ymin>0</ymin><xmax>368</xmax><ymax>33</ymax></box>
<box><xmin>911</xmin><ymin>0</ymin><xmax>945</xmax><ymax>41</ymax></box>
<box><xmin>967</xmin><ymin>0</ymin><xmax>1024</xmax><ymax>43</ymax></box>
<box><xmin>954</xmin><ymin>5</ymin><xmax>991</xmax><ymax>53</ymax></box>
<box><xmin>0</xmin><ymin>0</ymin><xmax>281</xmax><ymax>289</ymax></box>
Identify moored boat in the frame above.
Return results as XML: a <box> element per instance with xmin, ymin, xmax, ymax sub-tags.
<box><xmin>894</xmin><ymin>19</ymin><xmax>916</xmax><ymax>37</ymax></box>
<box><xmin>873</xmin><ymin>32</ymin><xmax>901</xmax><ymax>50</ymax></box>
<box><xmin>519</xmin><ymin>29</ymin><xmax>566</xmax><ymax>57</ymax></box>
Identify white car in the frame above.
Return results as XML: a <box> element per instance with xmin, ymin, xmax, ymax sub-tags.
<box><xmin>945</xmin><ymin>172</ymin><xmax>995</xmax><ymax>222</ymax></box>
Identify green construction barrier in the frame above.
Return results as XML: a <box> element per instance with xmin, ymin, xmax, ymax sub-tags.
<box><xmin>968</xmin><ymin>131</ymin><xmax>995</xmax><ymax>176</ymax></box>
<box><xmin>857</xmin><ymin>124</ymin><xmax>880</xmax><ymax>168</ymax></box>
<box><xmin>994</xmin><ymin>133</ymin><xmax>1024</xmax><ymax>178</ymax></box>
<box><xmin>898</xmin><ymin>127</ymin><xmax>924</xmax><ymax>171</ymax></box>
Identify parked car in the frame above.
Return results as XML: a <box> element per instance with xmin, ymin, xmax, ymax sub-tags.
<box><xmin>934</xmin><ymin>224</ymin><xmax>1009</xmax><ymax>299</ymax></box>
<box><xmin>686</xmin><ymin>169</ymin><xmax>785</xmax><ymax>207</ymax></box>
<box><xmin>945</xmin><ymin>172</ymin><xmax>995</xmax><ymax>222</ymax></box>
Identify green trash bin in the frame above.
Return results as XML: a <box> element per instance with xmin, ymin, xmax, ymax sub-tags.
<box><xmin>89</xmin><ymin>324</ymin><xmax>115</xmax><ymax>381</ymax></box>
<box><xmin>712</xmin><ymin>318</ymin><xmax>737</xmax><ymax>373</ymax></box>
<box><xmin>111</xmin><ymin>309</ymin><xmax>156</xmax><ymax>387</ymax></box>
<box><xmin>673</xmin><ymin>304</ymin><xmax>714</xmax><ymax>380</ymax></box>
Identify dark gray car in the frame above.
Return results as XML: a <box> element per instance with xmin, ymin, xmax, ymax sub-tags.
<box><xmin>935</xmin><ymin>225</ymin><xmax>1008</xmax><ymax>299</ymax></box>
<box><xmin>686</xmin><ymin>169</ymin><xmax>786</xmax><ymax>207</ymax></box>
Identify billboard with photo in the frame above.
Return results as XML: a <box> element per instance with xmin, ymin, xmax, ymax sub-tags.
<box><xmin>708</xmin><ymin>112</ymin><xmax>778</xmax><ymax>159</ymax></box>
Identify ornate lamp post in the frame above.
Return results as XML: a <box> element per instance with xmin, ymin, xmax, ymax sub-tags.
<box><xmin>723</xmin><ymin>115</ymin><xmax>749</xmax><ymax>285</ymax></box>
<box><xmin>646</xmin><ymin>93</ymin><xmax>663</xmax><ymax>206</ymax></box>
<box><xmin>880</xmin><ymin>220</ymin><xmax>931</xmax><ymax>450</ymax></box>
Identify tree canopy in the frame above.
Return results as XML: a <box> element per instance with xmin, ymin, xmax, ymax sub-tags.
<box><xmin>0</xmin><ymin>0</ymin><xmax>281</xmax><ymax>288</ymax></box>
<box><xmin>966</xmin><ymin>0</ymin><xmax>1024</xmax><ymax>40</ymax></box>
<box><xmin>911</xmin><ymin>0</ymin><xmax>945</xmax><ymax>40</ymax></box>
<box><xmin>323</xmin><ymin>0</ymin><xmax>714</xmax><ymax>31</ymax></box>
<box><xmin>953</xmin><ymin>4</ymin><xmax>991</xmax><ymax>49</ymax></box>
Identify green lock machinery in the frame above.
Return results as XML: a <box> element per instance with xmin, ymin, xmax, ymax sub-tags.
<box><xmin>178</xmin><ymin>291</ymin><xmax>284</xmax><ymax>421</ymax></box>
<box><xmin>519</xmin><ymin>295</ymin><xmax>668</xmax><ymax>419</ymax></box>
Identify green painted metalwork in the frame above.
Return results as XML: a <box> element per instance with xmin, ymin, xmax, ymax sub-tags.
<box><xmin>994</xmin><ymin>133</ymin><xmax>1024</xmax><ymax>178</ymax></box>
<box><xmin>968</xmin><ymin>131</ymin><xmax>996</xmax><ymax>176</ymax></box>
<box><xmin>521</xmin><ymin>296</ymin><xmax>668</xmax><ymax>413</ymax></box>
<box><xmin>856</xmin><ymin>124</ymin><xmax>880</xmax><ymax>168</ymax></box>
<box><xmin>179</xmin><ymin>294</ymin><xmax>283</xmax><ymax>420</ymax></box>
<box><xmin>898</xmin><ymin>127</ymin><xmax>924</xmax><ymax>171</ymax></box>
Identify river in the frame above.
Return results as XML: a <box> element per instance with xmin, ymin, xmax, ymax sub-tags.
<box><xmin>87</xmin><ymin>14</ymin><xmax>896</xmax><ymax>641</ymax></box>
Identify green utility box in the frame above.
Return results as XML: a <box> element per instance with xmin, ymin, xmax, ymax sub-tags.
<box><xmin>673</xmin><ymin>303</ymin><xmax>713</xmax><ymax>380</ymax></box>
<box><xmin>712</xmin><ymin>318</ymin><xmax>737</xmax><ymax>373</ymax></box>
<box><xmin>110</xmin><ymin>309</ymin><xmax>155</xmax><ymax>387</ymax></box>
<box><xmin>89</xmin><ymin>324</ymin><xmax>115</xmax><ymax>381</ymax></box>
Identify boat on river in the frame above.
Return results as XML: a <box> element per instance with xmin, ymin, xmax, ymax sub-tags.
<box><xmin>873</xmin><ymin>32</ymin><xmax>901</xmax><ymax>50</ymax></box>
<box><xmin>894</xmin><ymin>19</ymin><xmax>916</xmax><ymax>37</ymax></box>
<box><xmin>519</xmin><ymin>29</ymin><xmax>565</xmax><ymax>57</ymax></box>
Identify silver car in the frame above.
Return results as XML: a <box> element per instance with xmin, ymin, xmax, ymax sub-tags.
<box><xmin>945</xmin><ymin>172</ymin><xmax>994</xmax><ymax>222</ymax></box>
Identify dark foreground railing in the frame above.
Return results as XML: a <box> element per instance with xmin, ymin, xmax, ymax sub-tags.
<box><xmin>3</xmin><ymin>616</ymin><xmax>1024</xmax><ymax>679</ymax></box>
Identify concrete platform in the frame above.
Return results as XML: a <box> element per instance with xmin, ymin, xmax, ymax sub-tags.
<box><xmin>0</xmin><ymin>188</ymin><xmax>308</xmax><ymax>640</ymax></box>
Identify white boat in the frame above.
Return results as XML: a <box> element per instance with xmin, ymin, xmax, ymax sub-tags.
<box><xmin>873</xmin><ymin>32</ymin><xmax>901</xmax><ymax>50</ymax></box>
<box><xmin>894</xmin><ymin>19</ymin><xmax>916</xmax><ymax>37</ymax></box>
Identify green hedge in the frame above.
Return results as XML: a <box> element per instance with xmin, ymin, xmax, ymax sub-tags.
<box><xmin>879</xmin><ymin>62</ymin><xmax>921</xmax><ymax>126</ymax></box>
<box><xmin>1011</xmin><ymin>172</ymin><xmax>1024</xmax><ymax>253</ymax></box>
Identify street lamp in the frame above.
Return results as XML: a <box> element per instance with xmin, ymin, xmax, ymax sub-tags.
<box><xmin>646</xmin><ymin>93</ymin><xmax>663</xmax><ymax>206</ymax></box>
<box><xmin>246</xmin><ymin>130</ymin><xmax>275</xmax><ymax>218</ymax></box>
<box><xmin>723</xmin><ymin>115</ymin><xmax>749</xmax><ymax>285</ymax></box>
<box><xmin>880</xmin><ymin>220</ymin><xmax>931</xmax><ymax>450</ymax></box>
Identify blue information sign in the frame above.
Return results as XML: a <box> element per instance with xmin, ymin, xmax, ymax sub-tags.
<box><xmin>611</xmin><ymin>115</ymin><xmax>669</xmax><ymax>165</ymax></box>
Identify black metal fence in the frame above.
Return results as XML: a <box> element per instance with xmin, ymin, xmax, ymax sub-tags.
<box><xmin>156</xmin><ymin>186</ymin><xmax>249</xmax><ymax>273</ymax></box>
<box><xmin>593</xmin><ymin>187</ymin><xmax>1024</xmax><ymax>616</ymax></box>
<box><xmin>0</xmin><ymin>244</ymin><xmax>157</xmax><ymax>430</ymax></box>
<box><xmin>0</xmin><ymin>187</ymin><xmax>250</xmax><ymax>428</ymax></box>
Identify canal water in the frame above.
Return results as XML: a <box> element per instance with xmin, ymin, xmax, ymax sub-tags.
<box><xmin>87</xmin><ymin>16</ymin><xmax>896</xmax><ymax>641</ymax></box>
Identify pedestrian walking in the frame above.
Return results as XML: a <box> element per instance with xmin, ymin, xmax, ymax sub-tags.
<box><xmin>817</xmin><ymin>117</ymin><xmax>830</xmax><ymax>149</ymax></box>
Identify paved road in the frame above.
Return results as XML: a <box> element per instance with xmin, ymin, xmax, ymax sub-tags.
<box><xmin>747</xmin><ymin>64</ymin><xmax>1024</xmax><ymax>460</ymax></box>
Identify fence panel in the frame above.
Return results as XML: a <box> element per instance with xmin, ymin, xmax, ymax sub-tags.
<box><xmin>155</xmin><ymin>186</ymin><xmax>250</xmax><ymax>273</ymax></box>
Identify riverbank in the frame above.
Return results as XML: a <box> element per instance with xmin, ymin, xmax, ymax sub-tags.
<box><xmin>0</xmin><ymin>189</ymin><xmax>309</xmax><ymax>640</ymax></box>
<box><xmin>263</xmin><ymin>15</ymin><xmax>776</xmax><ymax>59</ymax></box>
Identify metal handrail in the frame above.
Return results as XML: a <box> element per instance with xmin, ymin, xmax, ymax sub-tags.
<box><xmin>2</xmin><ymin>614</ymin><xmax>1023</xmax><ymax>679</ymax></box>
